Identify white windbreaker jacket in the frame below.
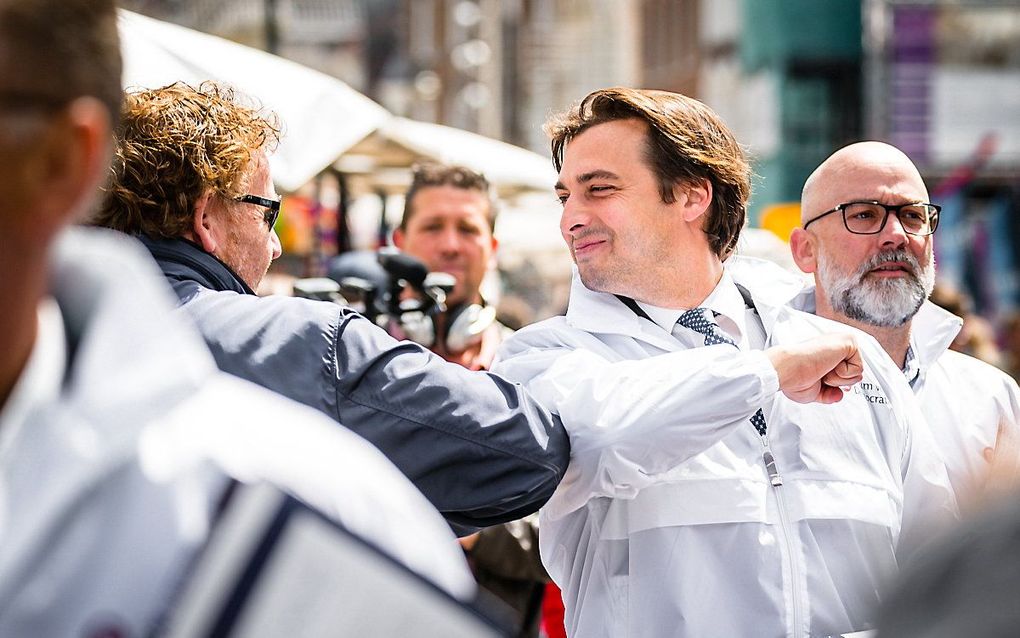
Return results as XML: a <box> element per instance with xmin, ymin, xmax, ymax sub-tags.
<box><xmin>493</xmin><ymin>269</ymin><xmax>957</xmax><ymax>638</ymax></box>
<box><xmin>911</xmin><ymin>302</ymin><xmax>1020</xmax><ymax>493</ymax></box>
<box><xmin>791</xmin><ymin>287</ymin><xmax>1020</xmax><ymax>497</ymax></box>
<box><xmin>0</xmin><ymin>230</ymin><xmax>474</xmax><ymax>636</ymax></box>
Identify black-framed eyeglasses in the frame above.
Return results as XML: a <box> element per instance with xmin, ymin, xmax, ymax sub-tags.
<box><xmin>802</xmin><ymin>200</ymin><xmax>941</xmax><ymax>236</ymax></box>
<box><xmin>235</xmin><ymin>194</ymin><xmax>281</xmax><ymax>229</ymax></box>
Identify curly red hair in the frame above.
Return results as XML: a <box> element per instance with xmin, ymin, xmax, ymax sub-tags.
<box><xmin>94</xmin><ymin>81</ymin><xmax>281</xmax><ymax>239</ymax></box>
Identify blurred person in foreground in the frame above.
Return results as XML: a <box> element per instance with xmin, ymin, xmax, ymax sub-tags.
<box><xmin>491</xmin><ymin>87</ymin><xmax>957</xmax><ymax>637</ymax></box>
<box><xmin>93</xmin><ymin>82</ymin><xmax>569</xmax><ymax>533</ymax></box>
<box><xmin>0</xmin><ymin>0</ymin><xmax>475</xmax><ymax>634</ymax></box>
<box><xmin>876</xmin><ymin>489</ymin><xmax>1020</xmax><ymax>638</ymax></box>
<box><xmin>393</xmin><ymin>163</ymin><xmax>555</xmax><ymax>637</ymax></box>
<box><xmin>788</xmin><ymin>141</ymin><xmax>1020</xmax><ymax>502</ymax></box>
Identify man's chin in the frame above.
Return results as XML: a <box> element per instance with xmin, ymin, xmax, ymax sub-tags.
<box><xmin>576</xmin><ymin>269</ymin><xmax>601</xmax><ymax>290</ymax></box>
<box><xmin>444</xmin><ymin>285</ymin><xmax>471</xmax><ymax>309</ymax></box>
<box><xmin>248</xmin><ymin>265</ymin><xmax>272</xmax><ymax>293</ymax></box>
<box><xmin>843</xmin><ymin>288</ymin><xmax>924</xmax><ymax>327</ymax></box>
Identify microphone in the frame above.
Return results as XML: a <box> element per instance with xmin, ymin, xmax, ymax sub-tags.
<box><xmin>377</xmin><ymin>247</ymin><xmax>429</xmax><ymax>291</ymax></box>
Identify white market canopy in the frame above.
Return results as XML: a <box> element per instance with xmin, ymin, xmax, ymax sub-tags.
<box><xmin>118</xmin><ymin>9</ymin><xmax>389</xmax><ymax>193</ymax></box>
<box><xmin>118</xmin><ymin>10</ymin><xmax>556</xmax><ymax>197</ymax></box>
<box><xmin>361</xmin><ymin>117</ymin><xmax>558</xmax><ymax>194</ymax></box>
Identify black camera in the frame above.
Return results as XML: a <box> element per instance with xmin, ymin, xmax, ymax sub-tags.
<box><xmin>293</xmin><ymin>249</ymin><xmax>455</xmax><ymax>341</ymax></box>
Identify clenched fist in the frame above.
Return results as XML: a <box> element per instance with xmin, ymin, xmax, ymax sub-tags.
<box><xmin>766</xmin><ymin>333</ymin><xmax>864</xmax><ymax>404</ymax></box>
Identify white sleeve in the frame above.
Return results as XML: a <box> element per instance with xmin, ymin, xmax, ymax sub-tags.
<box><xmin>145</xmin><ymin>374</ymin><xmax>476</xmax><ymax>600</ymax></box>
<box><xmin>493</xmin><ymin>324</ymin><xmax>780</xmax><ymax>516</ymax></box>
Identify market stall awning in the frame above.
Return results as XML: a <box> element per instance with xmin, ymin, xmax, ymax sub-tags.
<box><xmin>118</xmin><ymin>9</ymin><xmax>389</xmax><ymax>193</ymax></box>
<box><xmin>340</xmin><ymin>117</ymin><xmax>557</xmax><ymax>197</ymax></box>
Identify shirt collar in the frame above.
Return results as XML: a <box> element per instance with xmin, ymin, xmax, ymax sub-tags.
<box><xmin>902</xmin><ymin>343</ymin><xmax>921</xmax><ymax>388</ymax></box>
<box><xmin>636</xmin><ymin>270</ymin><xmax>748</xmax><ymax>342</ymax></box>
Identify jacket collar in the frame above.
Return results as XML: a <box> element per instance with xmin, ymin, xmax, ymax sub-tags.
<box><xmin>564</xmin><ymin>258</ymin><xmax>792</xmax><ymax>349</ymax></box>
<box><xmin>789</xmin><ymin>284</ymin><xmax>962</xmax><ymax>373</ymax></box>
<box><xmin>139</xmin><ymin>235</ymin><xmax>255</xmax><ymax>295</ymax></box>
<box><xmin>909</xmin><ymin>300</ymin><xmax>963</xmax><ymax>370</ymax></box>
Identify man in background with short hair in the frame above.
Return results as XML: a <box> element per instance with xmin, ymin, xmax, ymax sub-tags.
<box><xmin>394</xmin><ymin>162</ymin><xmax>555</xmax><ymax>637</ymax></box>
<box><xmin>393</xmin><ymin>163</ymin><xmax>509</xmax><ymax>370</ymax></box>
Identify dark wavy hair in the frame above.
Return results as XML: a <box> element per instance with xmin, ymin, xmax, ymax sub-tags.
<box><xmin>545</xmin><ymin>87</ymin><xmax>751</xmax><ymax>257</ymax></box>
<box><xmin>94</xmin><ymin>81</ymin><xmax>281</xmax><ymax>239</ymax></box>
<box><xmin>401</xmin><ymin>162</ymin><xmax>497</xmax><ymax>231</ymax></box>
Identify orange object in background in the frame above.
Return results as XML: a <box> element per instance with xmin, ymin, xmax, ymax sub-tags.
<box><xmin>760</xmin><ymin>202</ymin><xmax>802</xmax><ymax>243</ymax></box>
<box><xmin>277</xmin><ymin>194</ymin><xmax>315</xmax><ymax>256</ymax></box>
<box><xmin>278</xmin><ymin>194</ymin><xmax>339</xmax><ymax>258</ymax></box>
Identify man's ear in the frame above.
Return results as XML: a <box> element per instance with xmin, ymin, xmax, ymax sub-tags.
<box><xmin>487</xmin><ymin>235</ymin><xmax>500</xmax><ymax>271</ymax></box>
<box><xmin>191</xmin><ymin>190</ymin><xmax>220</xmax><ymax>254</ymax></box>
<box><xmin>678</xmin><ymin>178</ymin><xmax>712</xmax><ymax>223</ymax></box>
<box><xmin>392</xmin><ymin>227</ymin><xmax>406</xmax><ymax>249</ymax></box>
<box><xmin>789</xmin><ymin>227</ymin><xmax>817</xmax><ymax>274</ymax></box>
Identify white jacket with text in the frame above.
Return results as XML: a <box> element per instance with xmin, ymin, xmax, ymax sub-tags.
<box><xmin>493</xmin><ymin>270</ymin><xmax>956</xmax><ymax>638</ymax></box>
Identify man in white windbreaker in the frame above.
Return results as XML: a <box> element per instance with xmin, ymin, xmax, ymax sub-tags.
<box><xmin>788</xmin><ymin>141</ymin><xmax>1020</xmax><ymax>500</ymax></box>
<box><xmin>0</xmin><ymin>1</ymin><xmax>474</xmax><ymax>634</ymax></box>
<box><xmin>491</xmin><ymin>88</ymin><xmax>958</xmax><ymax>638</ymax></box>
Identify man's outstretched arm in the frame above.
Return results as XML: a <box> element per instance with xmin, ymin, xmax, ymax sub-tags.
<box><xmin>171</xmin><ymin>286</ymin><xmax>569</xmax><ymax>533</ymax></box>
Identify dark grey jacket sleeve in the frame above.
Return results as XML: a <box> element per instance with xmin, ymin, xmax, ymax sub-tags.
<box><xmin>173</xmin><ymin>283</ymin><xmax>569</xmax><ymax>531</ymax></box>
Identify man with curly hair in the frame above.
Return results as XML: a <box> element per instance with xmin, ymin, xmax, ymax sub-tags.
<box><xmin>94</xmin><ymin>82</ymin><xmax>569</xmax><ymax>533</ymax></box>
<box><xmin>99</xmin><ymin>82</ymin><xmax>284</xmax><ymax>292</ymax></box>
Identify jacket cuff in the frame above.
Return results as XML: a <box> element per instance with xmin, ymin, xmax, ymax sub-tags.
<box><xmin>748</xmin><ymin>350</ymin><xmax>780</xmax><ymax>397</ymax></box>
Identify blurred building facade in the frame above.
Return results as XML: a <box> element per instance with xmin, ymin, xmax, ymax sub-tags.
<box><xmin>864</xmin><ymin>0</ymin><xmax>1020</xmax><ymax>320</ymax></box>
<box><xmin>380</xmin><ymin>0</ymin><xmax>865</xmax><ymax>221</ymax></box>
<box><xmin>120</xmin><ymin>0</ymin><xmax>1020</xmax><ymax>320</ymax></box>
<box><xmin>118</xmin><ymin>0</ymin><xmax>404</xmax><ymax>91</ymax></box>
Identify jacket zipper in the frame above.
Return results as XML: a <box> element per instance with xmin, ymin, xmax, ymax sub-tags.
<box><xmin>762</xmin><ymin>434</ymin><xmax>802</xmax><ymax>637</ymax></box>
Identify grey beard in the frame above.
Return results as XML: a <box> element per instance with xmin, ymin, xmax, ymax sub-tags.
<box><xmin>819</xmin><ymin>249</ymin><xmax>935</xmax><ymax>328</ymax></box>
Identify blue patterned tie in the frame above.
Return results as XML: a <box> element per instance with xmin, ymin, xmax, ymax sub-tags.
<box><xmin>677</xmin><ymin>308</ymin><xmax>767</xmax><ymax>437</ymax></box>
<box><xmin>677</xmin><ymin>308</ymin><xmax>736</xmax><ymax>347</ymax></box>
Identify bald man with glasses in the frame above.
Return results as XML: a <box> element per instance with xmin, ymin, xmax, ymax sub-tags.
<box><xmin>789</xmin><ymin>141</ymin><xmax>1020</xmax><ymax>500</ymax></box>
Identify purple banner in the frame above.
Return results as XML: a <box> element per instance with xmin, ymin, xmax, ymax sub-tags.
<box><xmin>889</xmin><ymin>5</ymin><xmax>936</xmax><ymax>164</ymax></box>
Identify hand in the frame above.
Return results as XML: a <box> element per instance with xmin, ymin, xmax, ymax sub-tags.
<box><xmin>980</xmin><ymin>419</ymin><xmax>1020</xmax><ymax>495</ymax></box>
<box><xmin>765</xmin><ymin>333</ymin><xmax>864</xmax><ymax>404</ymax></box>
<box><xmin>458</xmin><ymin>532</ymin><xmax>480</xmax><ymax>552</ymax></box>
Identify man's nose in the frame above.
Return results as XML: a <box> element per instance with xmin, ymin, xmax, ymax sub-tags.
<box><xmin>879</xmin><ymin>211</ymin><xmax>909</xmax><ymax>248</ymax></box>
<box><xmin>437</xmin><ymin>227</ymin><xmax>461</xmax><ymax>252</ymax></box>
<box><xmin>270</xmin><ymin>229</ymin><xmax>283</xmax><ymax>260</ymax></box>
<box><xmin>560</xmin><ymin>198</ymin><xmax>590</xmax><ymax>236</ymax></box>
